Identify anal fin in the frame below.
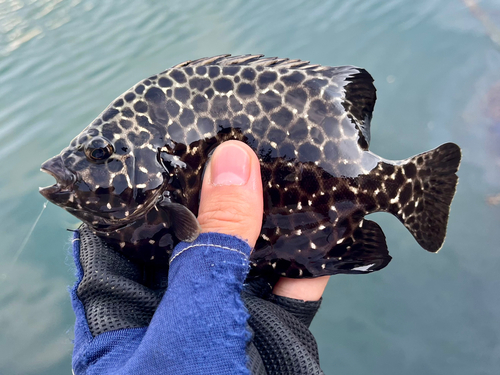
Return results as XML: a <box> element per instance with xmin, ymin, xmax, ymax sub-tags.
<box><xmin>323</xmin><ymin>219</ymin><xmax>392</xmax><ymax>274</ymax></box>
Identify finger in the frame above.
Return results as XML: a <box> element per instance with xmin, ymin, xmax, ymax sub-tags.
<box><xmin>197</xmin><ymin>140</ymin><xmax>263</xmax><ymax>248</ymax></box>
<box><xmin>272</xmin><ymin>276</ymin><xmax>330</xmax><ymax>301</ymax></box>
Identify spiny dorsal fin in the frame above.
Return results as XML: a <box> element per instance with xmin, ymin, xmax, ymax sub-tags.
<box><xmin>170</xmin><ymin>54</ymin><xmax>337</xmax><ymax>73</ymax></box>
<box><xmin>170</xmin><ymin>55</ymin><xmax>377</xmax><ymax>149</ymax></box>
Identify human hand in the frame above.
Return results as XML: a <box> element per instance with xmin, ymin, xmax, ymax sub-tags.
<box><xmin>198</xmin><ymin>140</ymin><xmax>330</xmax><ymax>301</ymax></box>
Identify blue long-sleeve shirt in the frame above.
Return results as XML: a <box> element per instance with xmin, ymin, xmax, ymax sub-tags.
<box><xmin>71</xmin><ymin>231</ymin><xmax>253</xmax><ymax>375</ymax></box>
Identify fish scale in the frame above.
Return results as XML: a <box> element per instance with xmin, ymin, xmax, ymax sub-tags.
<box><xmin>40</xmin><ymin>54</ymin><xmax>461</xmax><ymax>278</ymax></box>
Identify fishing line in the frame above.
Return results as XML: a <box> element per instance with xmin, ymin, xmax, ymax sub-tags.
<box><xmin>1</xmin><ymin>201</ymin><xmax>48</xmax><ymax>282</ymax></box>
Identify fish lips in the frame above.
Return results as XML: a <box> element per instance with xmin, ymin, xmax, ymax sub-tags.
<box><xmin>39</xmin><ymin>155</ymin><xmax>77</xmax><ymax>204</ymax></box>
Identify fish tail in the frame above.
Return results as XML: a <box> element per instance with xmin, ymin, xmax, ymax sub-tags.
<box><xmin>388</xmin><ymin>143</ymin><xmax>461</xmax><ymax>252</ymax></box>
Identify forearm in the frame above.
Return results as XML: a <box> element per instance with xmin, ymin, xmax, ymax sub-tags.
<box><xmin>71</xmin><ymin>229</ymin><xmax>253</xmax><ymax>375</ymax></box>
<box><xmin>147</xmin><ymin>232</ymin><xmax>252</xmax><ymax>374</ymax></box>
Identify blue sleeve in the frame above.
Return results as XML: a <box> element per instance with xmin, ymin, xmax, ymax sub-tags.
<box><xmin>71</xmin><ymin>231</ymin><xmax>252</xmax><ymax>375</ymax></box>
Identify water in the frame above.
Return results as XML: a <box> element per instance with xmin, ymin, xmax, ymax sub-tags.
<box><xmin>0</xmin><ymin>0</ymin><xmax>499</xmax><ymax>374</ymax></box>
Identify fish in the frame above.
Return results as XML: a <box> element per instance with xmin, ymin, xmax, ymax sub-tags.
<box><xmin>39</xmin><ymin>54</ymin><xmax>461</xmax><ymax>278</ymax></box>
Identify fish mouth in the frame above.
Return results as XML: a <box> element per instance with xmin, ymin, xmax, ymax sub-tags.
<box><xmin>39</xmin><ymin>156</ymin><xmax>77</xmax><ymax>201</ymax></box>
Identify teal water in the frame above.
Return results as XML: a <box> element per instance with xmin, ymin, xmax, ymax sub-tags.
<box><xmin>1</xmin><ymin>0</ymin><xmax>499</xmax><ymax>374</ymax></box>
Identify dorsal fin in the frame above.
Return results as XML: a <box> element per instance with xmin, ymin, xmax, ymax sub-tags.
<box><xmin>342</xmin><ymin>68</ymin><xmax>376</xmax><ymax>149</ymax></box>
<box><xmin>170</xmin><ymin>54</ymin><xmax>339</xmax><ymax>73</ymax></box>
<box><xmin>169</xmin><ymin>55</ymin><xmax>376</xmax><ymax>149</ymax></box>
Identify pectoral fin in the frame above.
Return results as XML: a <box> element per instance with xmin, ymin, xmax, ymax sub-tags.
<box><xmin>159</xmin><ymin>201</ymin><xmax>201</xmax><ymax>242</ymax></box>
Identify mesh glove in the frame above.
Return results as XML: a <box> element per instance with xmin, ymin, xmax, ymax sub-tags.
<box><xmin>71</xmin><ymin>225</ymin><xmax>324</xmax><ymax>375</ymax></box>
<box><xmin>72</xmin><ymin>225</ymin><xmax>254</xmax><ymax>374</ymax></box>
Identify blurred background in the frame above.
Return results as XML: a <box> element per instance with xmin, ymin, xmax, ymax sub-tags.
<box><xmin>0</xmin><ymin>0</ymin><xmax>499</xmax><ymax>374</ymax></box>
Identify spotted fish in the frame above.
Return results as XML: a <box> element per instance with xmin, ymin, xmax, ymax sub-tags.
<box><xmin>39</xmin><ymin>54</ymin><xmax>461</xmax><ymax>278</ymax></box>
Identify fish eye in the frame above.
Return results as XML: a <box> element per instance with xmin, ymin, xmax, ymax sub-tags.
<box><xmin>84</xmin><ymin>137</ymin><xmax>114</xmax><ymax>163</ymax></box>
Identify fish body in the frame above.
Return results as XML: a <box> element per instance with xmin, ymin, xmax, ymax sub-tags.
<box><xmin>40</xmin><ymin>55</ymin><xmax>461</xmax><ymax>278</ymax></box>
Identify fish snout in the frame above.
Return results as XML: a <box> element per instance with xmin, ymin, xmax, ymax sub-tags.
<box><xmin>39</xmin><ymin>155</ymin><xmax>77</xmax><ymax>201</ymax></box>
<box><xmin>41</xmin><ymin>155</ymin><xmax>76</xmax><ymax>187</ymax></box>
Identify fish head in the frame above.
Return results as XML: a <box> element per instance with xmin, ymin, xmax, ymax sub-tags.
<box><xmin>39</xmin><ymin>117</ymin><xmax>168</xmax><ymax>230</ymax></box>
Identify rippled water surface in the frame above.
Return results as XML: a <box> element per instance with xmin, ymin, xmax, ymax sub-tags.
<box><xmin>1</xmin><ymin>0</ymin><xmax>499</xmax><ymax>374</ymax></box>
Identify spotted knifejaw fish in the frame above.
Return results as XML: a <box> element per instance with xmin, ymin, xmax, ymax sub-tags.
<box><xmin>40</xmin><ymin>54</ymin><xmax>461</xmax><ymax>278</ymax></box>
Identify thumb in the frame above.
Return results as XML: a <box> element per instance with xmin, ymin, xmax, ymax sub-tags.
<box><xmin>197</xmin><ymin>140</ymin><xmax>263</xmax><ymax>248</ymax></box>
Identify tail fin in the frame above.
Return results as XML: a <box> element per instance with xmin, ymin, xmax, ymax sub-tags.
<box><xmin>388</xmin><ymin>143</ymin><xmax>461</xmax><ymax>252</ymax></box>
